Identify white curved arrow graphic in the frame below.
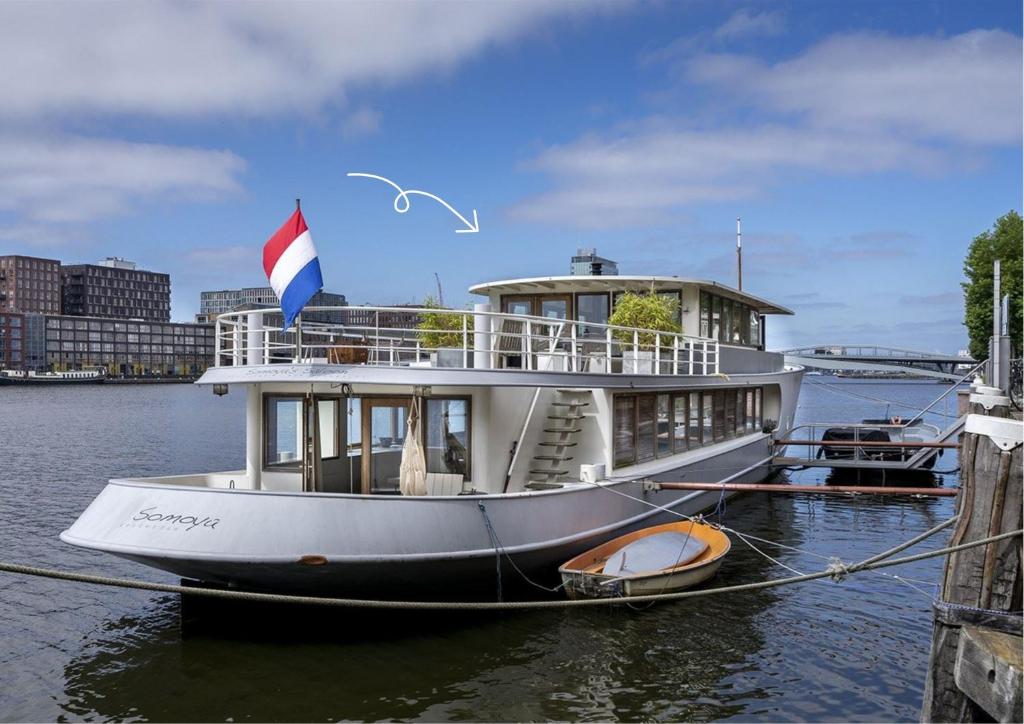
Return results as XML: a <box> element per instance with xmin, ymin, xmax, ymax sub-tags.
<box><xmin>347</xmin><ymin>172</ymin><xmax>479</xmax><ymax>234</ymax></box>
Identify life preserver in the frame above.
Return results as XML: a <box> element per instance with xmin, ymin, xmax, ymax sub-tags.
<box><xmin>891</xmin><ymin>416</ymin><xmax>902</xmax><ymax>425</ymax></box>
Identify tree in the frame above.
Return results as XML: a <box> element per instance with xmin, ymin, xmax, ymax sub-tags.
<box><xmin>416</xmin><ymin>295</ymin><xmax>467</xmax><ymax>349</ymax></box>
<box><xmin>608</xmin><ymin>290</ymin><xmax>681</xmax><ymax>348</ymax></box>
<box><xmin>962</xmin><ymin>210</ymin><xmax>1022</xmax><ymax>360</ymax></box>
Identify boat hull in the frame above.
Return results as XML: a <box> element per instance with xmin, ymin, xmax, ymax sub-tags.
<box><xmin>61</xmin><ymin>436</ymin><xmax>771</xmax><ymax>595</ymax></box>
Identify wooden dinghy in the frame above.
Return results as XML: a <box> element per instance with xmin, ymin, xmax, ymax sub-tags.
<box><xmin>559</xmin><ymin>520</ymin><xmax>731</xmax><ymax>599</ymax></box>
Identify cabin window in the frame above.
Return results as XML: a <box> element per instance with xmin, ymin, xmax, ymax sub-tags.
<box><xmin>713</xmin><ymin>390</ymin><xmax>726</xmax><ymax>442</ymax></box>
<box><xmin>424</xmin><ymin>398</ymin><xmax>471</xmax><ymax>478</ymax></box>
<box><xmin>702</xmin><ymin>393</ymin><xmax>713</xmax><ymax>444</ymax></box>
<box><xmin>673</xmin><ymin>395</ymin><xmax>687</xmax><ymax>452</ymax></box>
<box><xmin>750</xmin><ymin>311</ymin><xmax>761</xmax><ymax>348</ymax></box>
<box><xmin>711</xmin><ymin>296</ymin><xmax>722</xmax><ymax>341</ymax></box>
<box><xmin>657</xmin><ymin>394</ymin><xmax>672</xmax><ymax>457</ymax></box>
<box><xmin>688</xmin><ymin>391</ymin><xmax>702</xmax><ymax>448</ymax></box>
<box><xmin>265</xmin><ymin>396</ymin><xmax>304</xmax><ymax>467</ymax></box>
<box><xmin>612</xmin><ymin>387</ymin><xmax>766</xmax><ymax>468</ymax></box>
<box><xmin>317</xmin><ymin>399</ymin><xmax>339</xmax><ymax>459</ymax></box>
<box><xmin>613</xmin><ymin>396</ymin><xmax>636</xmax><ymax>466</ymax></box>
<box><xmin>540</xmin><ymin>298</ymin><xmax>569</xmax><ymax>320</ymax></box>
<box><xmin>636</xmin><ymin>394</ymin><xmax>656</xmax><ymax>463</ymax></box>
<box><xmin>722</xmin><ymin>299</ymin><xmax>732</xmax><ymax>345</ymax></box>
<box><xmin>724</xmin><ymin>388</ymin><xmax>737</xmax><ymax>439</ymax></box>
<box><xmin>755</xmin><ymin>388</ymin><xmax>763</xmax><ymax>430</ymax></box>
<box><xmin>731</xmin><ymin>303</ymin><xmax>744</xmax><ymax>344</ymax></box>
<box><xmin>700</xmin><ymin>292</ymin><xmax>711</xmax><ymax>338</ymax></box>
<box><xmin>576</xmin><ymin>293</ymin><xmax>609</xmax><ymax>336</ymax></box>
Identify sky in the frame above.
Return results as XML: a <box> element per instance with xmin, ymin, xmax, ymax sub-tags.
<box><xmin>0</xmin><ymin>0</ymin><xmax>1020</xmax><ymax>352</ymax></box>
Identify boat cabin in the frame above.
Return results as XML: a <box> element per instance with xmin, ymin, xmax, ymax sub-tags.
<box><xmin>176</xmin><ymin>274</ymin><xmax>799</xmax><ymax>500</ymax></box>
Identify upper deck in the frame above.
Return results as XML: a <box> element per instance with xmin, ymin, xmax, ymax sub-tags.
<box><xmin>203</xmin><ymin>275</ymin><xmax>793</xmax><ymax>384</ymax></box>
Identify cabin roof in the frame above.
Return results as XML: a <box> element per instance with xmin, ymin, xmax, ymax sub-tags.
<box><xmin>468</xmin><ymin>275</ymin><xmax>793</xmax><ymax>315</ymax></box>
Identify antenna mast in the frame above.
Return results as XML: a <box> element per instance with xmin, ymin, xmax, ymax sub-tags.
<box><xmin>736</xmin><ymin>217</ymin><xmax>743</xmax><ymax>291</ymax></box>
<box><xmin>434</xmin><ymin>272</ymin><xmax>445</xmax><ymax>307</ymax></box>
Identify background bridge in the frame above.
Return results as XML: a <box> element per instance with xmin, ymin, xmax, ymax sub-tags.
<box><xmin>779</xmin><ymin>344</ymin><xmax>977</xmax><ymax>382</ymax></box>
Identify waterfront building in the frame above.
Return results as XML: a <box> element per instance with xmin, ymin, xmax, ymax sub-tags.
<box><xmin>571</xmin><ymin>248</ymin><xmax>619</xmax><ymax>276</ymax></box>
<box><xmin>36</xmin><ymin>314</ymin><xmax>214</xmax><ymax>376</ymax></box>
<box><xmin>0</xmin><ymin>255</ymin><xmax>61</xmax><ymax>314</ymax></box>
<box><xmin>0</xmin><ymin>312</ymin><xmax>24</xmax><ymax>368</ymax></box>
<box><xmin>61</xmin><ymin>257</ymin><xmax>171</xmax><ymax>322</ymax></box>
<box><xmin>200</xmin><ymin>287</ymin><xmax>347</xmax><ymax>324</ymax></box>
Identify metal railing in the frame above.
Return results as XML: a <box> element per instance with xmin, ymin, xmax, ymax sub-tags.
<box><xmin>214</xmin><ymin>306</ymin><xmax>719</xmax><ymax>376</ymax></box>
<box><xmin>778</xmin><ymin>421</ymin><xmax>944</xmax><ymax>464</ymax></box>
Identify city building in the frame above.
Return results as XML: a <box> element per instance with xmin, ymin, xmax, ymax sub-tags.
<box><xmin>0</xmin><ymin>312</ymin><xmax>24</xmax><ymax>368</ymax></box>
<box><xmin>570</xmin><ymin>248</ymin><xmax>619</xmax><ymax>276</ymax></box>
<box><xmin>199</xmin><ymin>287</ymin><xmax>347</xmax><ymax>324</ymax></box>
<box><xmin>0</xmin><ymin>255</ymin><xmax>61</xmax><ymax>314</ymax></box>
<box><xmin>61</xmin><ymin>257</ymin><xmax>171</xmax><ymax>322</ymax></box>
<box><xmin>37</xmin><ymin>314</ymin><xmax>214</xmax><ymax>376</ymax></box>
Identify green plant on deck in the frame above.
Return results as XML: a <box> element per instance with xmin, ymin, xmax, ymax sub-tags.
<box><xmin>416</xmin><ymin>296</ymin><xmax>469</xmax><ymax>349</ymax></box>
<box><xmin>608</xmin><ymin>290</ymin><xmax>681</xmax><ymax>350</ymax></box>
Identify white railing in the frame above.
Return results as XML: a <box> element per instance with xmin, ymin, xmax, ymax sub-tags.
<box><xmin>214</xmin><ymin>306</ymin><xmax>720</xmax><ymax>376</ymax></box>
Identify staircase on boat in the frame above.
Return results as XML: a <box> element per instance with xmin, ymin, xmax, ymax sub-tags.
<box><xmin>528</xmin><ymin>390</ymin><xmax>592</xmax><ymax>486</ymax></box>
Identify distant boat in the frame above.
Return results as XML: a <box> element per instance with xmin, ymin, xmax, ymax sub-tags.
<box><xmin>559</xmin><ymin>519</ymin><xmax>731</xmax><ymax>599</ymax></box>
<box><xmin>0</xmin><ymin>368</ymin><xmax>105</xmax><ymax>385</ymax></box>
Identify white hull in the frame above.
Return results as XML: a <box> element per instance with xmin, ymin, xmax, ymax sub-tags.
<box><xmin>62</xmin><ymin>437</ymin><xmax>771</xmax><ymax>594</ymax></box>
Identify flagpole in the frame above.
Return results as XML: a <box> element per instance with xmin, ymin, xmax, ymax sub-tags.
<box><xmin>293</xmin><ymin>197</ymin><xmax>303</xmax><ymax>363</ymax></box>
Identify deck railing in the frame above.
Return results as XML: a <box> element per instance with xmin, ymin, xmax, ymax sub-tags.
<box><xmin>214</xmin><ymin>306</ymin><xmax>719</xmax><ymax>376</ymax></box>
<box><xmin>779</xmin><ymin>421</ymin><xmax>944</xmax><ymax>464</ymax></box>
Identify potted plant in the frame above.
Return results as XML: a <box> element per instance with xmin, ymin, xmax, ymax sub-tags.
<box><xmin>416</xmin><ymin>296</ymin><xmax>470</xmax><ymax>367</ymax></box>
<box><xmin>608</xmin><ymin>290</ymin><xmax>681</xmax><ymax>374</ymax></box>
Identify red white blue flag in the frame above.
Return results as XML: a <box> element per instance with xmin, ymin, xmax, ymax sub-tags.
<box><xmin>262</xmin><ymin>208</ymin><xmax>323</xmax><ymax>330</ymax></box>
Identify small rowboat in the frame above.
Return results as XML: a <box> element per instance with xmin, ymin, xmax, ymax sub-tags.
<box><xmin>559</xmin><ymin>520</ymin><xmax>731</xmax><ymax>599</ymax></box>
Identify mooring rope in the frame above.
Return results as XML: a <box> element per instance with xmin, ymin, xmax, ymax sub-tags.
<box><xmin>0</xmin><ymin>529</ymin><xmax>1017</xmax><ymax>611</ymax></box>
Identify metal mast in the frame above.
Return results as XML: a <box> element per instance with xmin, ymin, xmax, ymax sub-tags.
<box><xmin>736</xmin><ymin>217</ymin><xmax>743</xmax><ymax>291</ymax></box>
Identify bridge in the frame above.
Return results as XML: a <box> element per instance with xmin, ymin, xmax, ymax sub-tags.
<box><xmin>779</xmin><ymin>344</ymin><xmax>978</xmax><ymax>382</ymax></box>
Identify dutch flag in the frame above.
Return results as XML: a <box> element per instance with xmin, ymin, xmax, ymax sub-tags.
<box><xmin>262</xmin><ymin>206</ymin><xmax>324</xmax><ymax>330</ymax></box>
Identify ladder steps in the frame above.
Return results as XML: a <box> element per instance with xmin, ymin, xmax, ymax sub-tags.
<box><xmin>543</xmin><ymin>428</ymin><xmax>582</xmax><ymax>434</ymax></box>
<box><xmin>547</xmin><ymin>415</ymin><xmax>585</xmax><ymax>420</ymax></box>
<box><xmin>533</xmin><ymin>455</ymin><xmax>573</xmax><ymax>461</ymax></box>
<box><xmin>538</xmin><ymin>441</ymin><xmax>578</xmax><ymax>447</ymax></box>
<box><xmin>530</xmin><ymin>469</ymin><xmax>569</xmax><ymax>476</ymax></box>
<box><xmin>550</xmin><ymin>402</ymin><xmax>590</xmax><ymax>407</ymax></box>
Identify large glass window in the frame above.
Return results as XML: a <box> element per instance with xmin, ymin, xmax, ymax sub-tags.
<box><xmin>688</xmin><ymin>391</ymin><xmax>702</xmax><ymax>448</ymax></box>
<box><xmin>713</xmin><ymin>390</ymin><xmax>726</xmax><ymax>442</ymax></box>
<box><xmin>722</xmin><ymin>299</ymin><xmax>732</xmax><ymax>345</ymax></box>
<box><xmin>657</xmin><ymin>394</ymin><xmax>671</xmax><ymax>457</ymax></box>
<box><xmin>745</xmin><ymin>389</ymin><xmax>755</xmax><ymax>433</ymax></box>
<box><xmin>636</xmin><ymin>395</ymin><xmax>656</xmax><ymax>463</ymax></box>
<box><xmin>711</xmin><ymin>296</ymin><xmax>722</xmax><ymax>341</ymax></box>
<box><xmin>613</xmin><ymin>396</ymin><xmax>636</xmax><ymax>467</ymax></box>
<box><xmin>702</xmin><ymin>393</ymin><xmax>713</xmax><ymax>443</ymax></box>
<box><xmin>577</xmin><ymin>293</ymin><xmax>609</xmax><ymax>336</ymax></box>
<box><xmin>725</xmin><ymin>389</ymin><xmax>737</xmax><ymax>439</ymax></box>
<box><xmin>540</xmin><ymin>298</ymin><xmax>569</xmax><ymax>320</ymax></box>
<box><xmin>750</xmin><ymin>311</ymin><xmax>761</xmax><ymax>348</ymax></box>
<box><xmin>673</xmin><ymin>395</ymin><xmax>687</xmax><ymax>452</ymax></box>
<box><xmin>700</xmin><ymin>292</ymin><xmax>711</xmax><ymax>338</ymax></box>
<box><xmin>424</xmin><ymin>398</ymin><xmax>470</xmax><ymax>478</ymax></box>
<box><xmin>265</xmin><ymin>396</ymin><xmax>303</xmax><ymax>467</ymax></box>
<box><xmin>317</xmin><ymin>399</ymin><xmax>339</xmax><ymax>459</ymax></box>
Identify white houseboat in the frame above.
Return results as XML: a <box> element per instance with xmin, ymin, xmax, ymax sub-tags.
<box><xmin>62</xmin><ymin>273</ymin><xmax>802</xmax><ymax>595</ymax></box>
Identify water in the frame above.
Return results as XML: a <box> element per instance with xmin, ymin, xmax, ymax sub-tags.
<box><xmin>0</xmin><ymin>379</ymin><xmax>961</xmax><ymax>721</ymax></box>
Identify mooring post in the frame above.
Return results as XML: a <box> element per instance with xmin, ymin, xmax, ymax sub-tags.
<box><xmin>919</xmin><ymin>382</ymin><xmax>1023</xmax><ymax>722</ymax></box>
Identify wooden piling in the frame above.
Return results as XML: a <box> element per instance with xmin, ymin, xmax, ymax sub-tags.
<box><xmin>920</xmin><ymin>389</ymin><xmax>1023</xmax><ymax>722</ymax></box>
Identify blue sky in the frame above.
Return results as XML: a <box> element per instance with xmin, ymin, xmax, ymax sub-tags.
<box><xmin>0</xmin><ymin>0</ymin><xmax>1020</xmax><ymax>352</ymax></box>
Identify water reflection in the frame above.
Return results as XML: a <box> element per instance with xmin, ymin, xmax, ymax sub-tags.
<box><xmin>3</xmin><ymin>380</ymin><xmax>960</xmax><ymax>721</ymax></box>
<box><xmin>59</xmin><ymin>499</ymin><xmax>799</xmax><ymax>722</ymax></box>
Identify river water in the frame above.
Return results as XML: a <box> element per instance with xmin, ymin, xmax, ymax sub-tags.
<box><xmin>0</xmin><ymin>378</ymin><xmax>962</xmax><ymax>722</ymax></box>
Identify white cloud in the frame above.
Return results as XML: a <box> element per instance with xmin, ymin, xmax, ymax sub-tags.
<box><xmin>0</xmin><ymin>1</ymin><xmax>596</xmax><ymax>121</ymax></box>
<box><xmin>713</xmin><ymin>9</ymin><xmax>785</xmax><ymax>40</ymax></box>
<box><xmin>0</xmin><ymin>0</ymin><xmax>606</xmax><ymax>247</ymax></box>
<box><xmin>341</xmin><ymin>106</ymin><xmax>383</xmax><ymax>140</ymax></box>
<box><xmin>688</xmin><ymin>30</ymin><xmax>1022</xmax><ymax>145</ymax></box>
<box><xmin>509</xmin><ymin>124</ymin><xmax>944</xmax><ymax>227</ymax></box>
<box><xmin>513</xmin><ymin>29</ymin><xmax>1021</xmax><ymax>229</ymax></box>
<box><xmin>0</xmin><ymin>135</ymin><xmax>245</xmax><ymax>223</ymax></box>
